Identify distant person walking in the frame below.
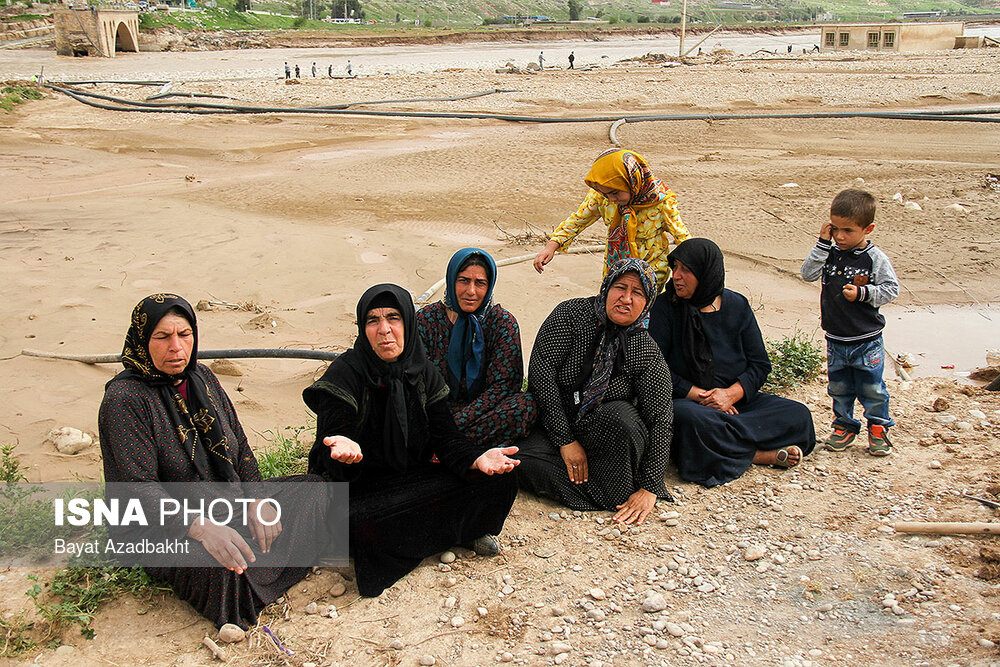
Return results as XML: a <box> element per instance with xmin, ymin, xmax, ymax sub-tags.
<box><xmin>294</xmin><ymin>63</ymin><xmax>300</xmax><ymax>78</ymax></box>
<box><xmin>568</xmin><ymin>51</ymin><xmax>575</xmax><ymax>69</ymax></box>
<box><xmin>787</xmin><ymin>44</ymin><xmax>793</xmax><ymax>53</ymax></box>
<box><xmin>284</xmin><ymin>61</ymin><xmax>291</xmax><ymax>79</ymax></box>
<box><xmin>347</xmin><ymin>60</ymin><xmax>353</xmax><ymax>76</ymax></box>
<box><xmin>538</xmin><ymin>51</ymin><xmax>545</xmax><ymax>70</ymax></box>
<box><xmin>328</xmin><ymin>64</ymin><xmax>333</xmax><ymax>77</ymax></box>
<box><xmin>312</xmin><ymin>62</ymin><xmax>317</xmax><ymax>77</ymax></box>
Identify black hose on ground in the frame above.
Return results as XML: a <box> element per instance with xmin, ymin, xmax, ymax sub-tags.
<box><xmin>44</xmin><ymin>84</ymin><xmax>1000</xmax><ymax>123</ymax></box>
<box><xmin>21</xmin><ymin>348</ymin><xmax>340</xmax><ymax>364</ymax></box>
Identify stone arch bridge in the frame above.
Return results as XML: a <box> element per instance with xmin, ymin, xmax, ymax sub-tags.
<box><xmin>54</xmin><ymin>8</ymin><xmax>139</xmax><ymax>58</ymax></box>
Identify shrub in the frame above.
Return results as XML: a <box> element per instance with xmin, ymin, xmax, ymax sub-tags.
<box><xmin>256</xmin><ymin>426</ymin><xmax>311</xmax><ymax>478</ymax></box>
<box><xmin>763</xmin><ymin>332</ymin><xmax>824</xmax><ymax>394</ymax></box>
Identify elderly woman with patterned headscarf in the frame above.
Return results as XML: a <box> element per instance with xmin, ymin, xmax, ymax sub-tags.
<box><xmin>416</xmin><ymin>248</ymin><xmax>537</xmax><ymax>448</ymax></box>
<box><xmin>648</xmin><ymin>238</ymin><xmax>816</xmax><ymax>487</ymax></box>
<box><xmin>304</xmin><ymin>284</ymin><xmax>520</xmax><ymax>597</ymax></box>
<box><xmin>517</xmin><ymin>259</ymin><xmax>674</xmax><ymax>525</ymax></box>
<box><xmin>98</xmin><ymin>294</ymin><xmax>327</xmax><ymax>629</ymax></box>
<box><xmin>533</xmin><ymin>148</ymin><xmax>691</xmax><ymax>293</ymax></box>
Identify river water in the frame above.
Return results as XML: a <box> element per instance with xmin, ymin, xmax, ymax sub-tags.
<box><xmin>1</xmin><ymin>24</ymin><xmax>998</xmax><ymax>80</ymax></box>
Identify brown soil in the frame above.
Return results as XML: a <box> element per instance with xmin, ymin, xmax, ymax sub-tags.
<box><xmin>2</xmin><ymin>46</ymin><xmax>1000</xmax><ymax>666</ymax></box>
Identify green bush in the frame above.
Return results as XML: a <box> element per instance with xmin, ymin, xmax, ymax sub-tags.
<box><xmin>256</xmin><ymin>426</ymin><xmax>312</xmax><ymax>478</ymax></box>
<box><xmin>293</xmin><ymin>15</ymin><xmax>307</xmax><ymax>27</ymax></box>
<box><xmin>0</xmin><ymin>85</ymin><xmax>43</xmax><ymax>112</ymax></box>
<box><xmin>763</xmin><ymin>332</ymin><xmax>824</xmax><ymax>394</ymax></box>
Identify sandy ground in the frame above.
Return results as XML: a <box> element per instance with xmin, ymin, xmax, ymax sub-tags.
<box><xmin>1</xmin><ymin>43</ymin><xmax>1000</xmax><ymax>666</ymax></box>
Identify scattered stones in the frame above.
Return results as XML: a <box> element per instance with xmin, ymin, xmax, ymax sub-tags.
<box><xmin>588</xmin><ymin>588</ymin><xmax>606</xmax><ymax>600</ymax></box>
<box><xmin>45</xmin><ymin>426</ymin><xmax>93</xmax><ymax>455</ymax></box>
<box><xmin>440</xmin><ymin>551</ymin><xmax>456</xmax><ymax>564</ymax></box>
<box><xmin>419</xmin><ymin>655</ymin><xmax>437</xmax><ymax>666</ymax></box>
<box><xmin>218</xmin><ymin>623</ymin><xmax>245</xmax><ymax>643</ymax></box>
<box><xmin>450</xmin><ymin>616</ymin><xmax>465</xmax><ymax>628</ymax></box>
<box><xmin>904</xmin><ymin>201</ymin><xmax>923</xmax><ymax>212</ymax></box>
<box><xmin>743</xmin><ymin>545</ymin><xmax>766</xmax><ymax>561</ymax></box>
<box><xmin>329</xmin><ymin>582</ymin><xmax>347</xmax><ymax>597</ymax></box>
<box><xmin>932</xmin><ymin>397</ymin><xmax>950</xmax><ymax>412</ymax></box>
<box><xmin>304</xmin><ymin>602</ymin><xmax>318</xmax><ymax>615</ymax></box>
<box><xmin>666</xmin><ymin>622</ymin><xmax>684</xmax><ymax>637</ymax></box>
<box><xmin>970</xmin><ymin>409</ymin><xmax>987</xmax><ymax>420</ymax></box>
<box><xmin>929</xmin><ymin>460</ymin><xmax>942</xmax><ymax>469</ymax></box>
<box><xmin>955</xmin><ymin>421</ymin><xmax>973</xmax><ymax>431</ymax></box>
<box><xmin>500</xmin><ymin>651</ymin><xmax>514</xmax><ymax>662</ymax></box>
<box><xmin>944</xmin><ymin>203</ymin><xmax>969</xmax><ymax>214</ymax></box>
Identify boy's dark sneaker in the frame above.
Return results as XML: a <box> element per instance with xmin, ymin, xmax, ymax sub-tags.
<box><xmin>824</xmin><ymin>427</ymin><xmax>856</xmax><ymax>452</ymax></box>
<box><xmin>867</xmin><ymin>425</ymin><xmax>892</xmax><ymax>456</ymax></box>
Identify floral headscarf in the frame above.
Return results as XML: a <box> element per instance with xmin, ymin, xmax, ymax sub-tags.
<box><xmin>585</xmin><ymin>149</ymin><xmax>667</xmax><ymax>264</ymax></box>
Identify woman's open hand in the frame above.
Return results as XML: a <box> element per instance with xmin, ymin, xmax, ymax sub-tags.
<box><xmin>613</xmin><ymin>488</ymin><xmax>656</xmax><ymax>525</ymax></box>
<box><xmin>472</xmin><ymin>446</ymin><xmax>520</xmax><ymax>475</ymax></box>
<box><xmin>323</xmin><ymin>435</ymin><xmax>363</xmax><ymax>464</ymax></box>
<box><xmin>560</xmin><ymin>441</ymin><xmax>588</xmax><ymax>484</ymax></box>
<box><xmin>188</xmin><ymin>519</ymin><xmax>256</xmax><ymax>573</ymax></box>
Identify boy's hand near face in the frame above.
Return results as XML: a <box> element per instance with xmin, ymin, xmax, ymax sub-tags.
<box><xmin>842</xmin><ymin>284</ymin><xmax>859</xmax><ymax>301</ymax></box>
<box><xmin>820</xmin><ymin>221</ymin><xmax>833</xmax><ymax>241</ymax></box>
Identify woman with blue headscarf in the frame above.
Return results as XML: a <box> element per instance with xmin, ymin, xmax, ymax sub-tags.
<box><xmin>416</xmin><ymin>248</ymin><xmax>537</xmax><ymax>448</ymax></box>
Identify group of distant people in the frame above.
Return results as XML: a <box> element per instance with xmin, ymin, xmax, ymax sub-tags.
<box><xmin>98</xmin><ymin>148</ymin><xmax>898</xmax><ymax>629</ymax></box>
<box><xmin>283</xmin><ymin>59</ymin><xmax>353</xmax><ymax>79</ymax></box>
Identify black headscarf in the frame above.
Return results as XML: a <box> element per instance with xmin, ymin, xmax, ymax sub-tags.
<box><xmin>111</xmin><ymin>293</ymin><xmax>239</xmax><ymax>482</ymax></box>
<box><xmin>304</xmin><ymin>284</ymin><xmax>447</xmax><ymax>472</ymax></box>
<box><xmin>663</xmin><ymin>238</ymin><xmax>726</xmax><ymax>389</ymax></box>
<box><xmin>577</xmin><ymin>258</ymin><xmax>658</xmax><ymax>418</ymax></box>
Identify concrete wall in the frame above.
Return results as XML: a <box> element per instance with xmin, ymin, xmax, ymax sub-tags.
<box><xmin>819</xmin><ymin>22</ymin><xmax>964</xmax><ymax>53</ymax></box>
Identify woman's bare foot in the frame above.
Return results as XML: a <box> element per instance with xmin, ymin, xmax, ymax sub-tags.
<box><xmin>753</xmin><ymin>446</ymin><xmax>802</xmax><ymax>468</ymax></box>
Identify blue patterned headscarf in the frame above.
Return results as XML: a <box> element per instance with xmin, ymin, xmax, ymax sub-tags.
<box><xmin>442</xmin><ymin>248</ymin><xmax>497</xmax><ymax>401</ymax></box>
<box><xmin>578</xmin><ymin>258</ymin><xmax>657</xmax><ymax>418</ymax></box>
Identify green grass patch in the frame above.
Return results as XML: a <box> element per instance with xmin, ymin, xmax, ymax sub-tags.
<box><xmin>1</xmin><ymin>13</ymin><xmax>49</xmax><ymax>22</ymax></box>
<box><xmin>26</xmin><ymin>567</ymin><xmax>164</xmax><ymax>642</ymax></box>
<box><xmin>256</xmin><ymin>426</ymin><xmax>312</xmax><ymax>478</ymax></box>
<box><xmin>763</xmin><ymin>332</ymin><xmax>825</xmax><ymax>394</ymax></box>
<box><xmin>0</xmin><ymin>84</ymin><xmax>44</xmax><ymax>113</ymax></box>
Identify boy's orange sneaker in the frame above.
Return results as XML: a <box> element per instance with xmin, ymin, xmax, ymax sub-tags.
<box><xmin>867</xmin><ymin>425</ymin><xmax>892</xmax><ymax>456</ymax></box>
<box><xmin>824</xmin><ymin>427</ymin><xmax>856</xmax><ymax>452</ymax></box>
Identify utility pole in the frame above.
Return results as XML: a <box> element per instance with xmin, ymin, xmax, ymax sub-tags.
<box><xmin>679</xmin><ymin>0</ymin><xmax>687</xmax><ymax>57</ymax></box>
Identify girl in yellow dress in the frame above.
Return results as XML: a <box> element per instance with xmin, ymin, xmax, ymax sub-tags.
<box><xmin>533</xmin><ymin>148</ymin><xmax>691</xmax><ymax>293</ymax></box>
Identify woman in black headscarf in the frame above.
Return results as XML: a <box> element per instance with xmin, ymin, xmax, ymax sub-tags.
<box><xmin>98</xmin><ymin>294</ymin><xmax>327</xmax><ymax>628</ymax></box>
<box><xmin>648</xmin><ymin>238</ymin><xmax>816</xmax><ymax>487</ymax></box>
<box><xmin>304</xmin><ymin>284</ymin><xmax>519</xmax><ymax>597</ymax></box>
<box><xmin>516</xmin><ymin>259</ymin><xmax>674</xmax><ymax>526</ymax></box>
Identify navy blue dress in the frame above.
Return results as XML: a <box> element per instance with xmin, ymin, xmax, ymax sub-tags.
<box><xmin>648</xmin><ymin>289</ymin><xmax>815</xmax><ymax>487</ymax></box>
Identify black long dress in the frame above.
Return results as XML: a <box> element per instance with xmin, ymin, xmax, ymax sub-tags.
<box><xmin>304</xmin><ymin>357</ymin><xmax>517</xmax><ymax>597</ymax></box>
<box><xmin>648</xmin><ymin>288</ymin><xmax>816</xmax><ymax>487</ymax></box>
<box><xmin>516</xmin><ymin>296</ymin><xmax>674</xmax><ymax>511</ymax></box>
<box><xmin>99</xmin><ymin>366</ymin><xmax>325</xmax><ymax>628</ymax></box>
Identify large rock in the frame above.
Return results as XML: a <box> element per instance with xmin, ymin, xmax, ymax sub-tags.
<box><xmin>45</xmin><ymin>427</ymin><xmax>93</xmax><ymax>455</ymax></box>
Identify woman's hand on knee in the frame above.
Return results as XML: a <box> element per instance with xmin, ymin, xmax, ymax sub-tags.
<box><xmin>473</xmin><ymin>446</ymin><xmax>521</xmax><ymax>475</ymax></box>
<box><xmin>613</xmin><ymin>489</ymin><xmax>656</xmax><ymax>525</ymax></box>
<box><xmin>247</xmin><ymin>499</ymin><xmax>283</xmax><ymax>553</ymax></box>
<box><xmin>323</xmin><ymin>435</ymin><xmax>363</xmax><ymax>464</ymax></box>
<box><xmin>188</xmin><ymin>519</ymin><xmax>256</xmax><ymax>573</ymax></box>
<box><xmin>559</xmin><ymin>441</ymin><xmax>588</xmax><ymax>484</ymax></box>
<box><xmin>697</xmin><ymin>387</ymin><xmax>739</xmax><ymax>414</ymax></box>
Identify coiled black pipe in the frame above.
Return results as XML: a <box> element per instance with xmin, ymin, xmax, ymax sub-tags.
<box><xmin>45</xmin><ymin>83</ymin><xmax>1000</xmax><ymax>123</ymax></box>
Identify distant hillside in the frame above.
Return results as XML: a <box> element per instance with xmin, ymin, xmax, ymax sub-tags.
<box><xmin>139</xmin><ymin>0</ymin><xmax>999</xmax><ymax>31</ymax></box>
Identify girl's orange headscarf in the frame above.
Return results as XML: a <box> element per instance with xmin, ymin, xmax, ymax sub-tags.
<box><xmin>584</xmin><ymin>148</ymin><xmax>665</xmax><ymax>259</ymax></box>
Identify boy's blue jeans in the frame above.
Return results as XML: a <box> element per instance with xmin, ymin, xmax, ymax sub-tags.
<box><xmin>826</xmin><ymin>336</ymin><xmax>895</xmax><ymax>433</ymax></box>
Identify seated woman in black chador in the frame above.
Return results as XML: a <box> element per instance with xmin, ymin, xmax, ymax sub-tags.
<box><xmin>648</xmin><ymin>238</ymin><xmax>816</xmax><ymax>487</ymax></box>
<box><xmin>304</xmin><ymin>284</ymin><xmax>520</xmax><ymax>597</ymax></box>
<box><xmin>98</xmin><ymin>294</ymin><xmax>326</xmax><ymax>628</ymax></box>
<box><xmin>516</xmin><ymin>258</ymin><xmax>674</xmax><ymax>526</ymax></box>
